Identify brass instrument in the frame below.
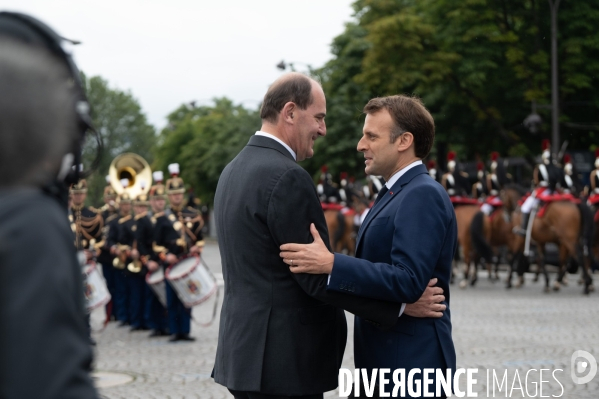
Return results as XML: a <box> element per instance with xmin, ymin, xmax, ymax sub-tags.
<box><xmin>109</xmin><ymin>153</ymin><xmax>152</xmax><ymax>199</ymax></box>
<box><xmin>112</xmin><ymin>245</ymin><xmax>129</xmax><ymax>269</ymax></box>
<box><xmin>127</xmin><ymin>241</ymin><xmax>148</xmax><ymax>273</ymax></box>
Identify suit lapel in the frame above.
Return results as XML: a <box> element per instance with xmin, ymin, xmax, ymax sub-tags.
<box><xmin>355</xmin><ymin>164</ymin><xmax>429</xmax><ymax>252</ymax></box>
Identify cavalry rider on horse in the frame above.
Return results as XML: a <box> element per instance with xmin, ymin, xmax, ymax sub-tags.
<box><xmin>471</xmin><ymin>161</ymin><xmax>488</xmax><ymax>200</ymax></box>
<box><xmin>316</xmin><ymin>165</ymin><xmax>341</xmax><ymax>204</ymax></box>
<box><xmin>514</xmin><ymin>139</ymin><xmax>562</xmax><ymax>236</ymax></box>
<box><xmin>427</xmin><ymin>159</ymin><xmax>439</xmax><ymax>182</ymax></box>
<box><xmin>587</xmin><ymin>149</ymin><xmax>599</xmax><ymax>207</ymax></box>
<box><xmin>560</xmin><ymin>153</ymin><xmax>584</xmax><ymax>197</ymax></box>
<box><xmin>480</xmin><ymin>152</ymin><xmax>505</xmax><ymax>215</ymax></box>
<box><xmin>441</xmin><ymin>151</ymin><xmax>475</xmax><ymax>204</ymax></box>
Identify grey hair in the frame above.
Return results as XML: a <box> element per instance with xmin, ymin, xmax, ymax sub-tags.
<box><xmin>0</xmin><ymin>38</ymin><xmax>78</xmax><ymax>187</ymax></box>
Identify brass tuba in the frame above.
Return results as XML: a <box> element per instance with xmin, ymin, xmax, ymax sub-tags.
<box><xmin>109</xmin><ymin>153</ymin><xmax>152</xmax><ymax>199</ymax></box>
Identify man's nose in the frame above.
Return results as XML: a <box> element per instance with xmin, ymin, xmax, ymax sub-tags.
<box><xmin>357</xmin><ymin>136</ymin><xmax>366</xmax><ymax>152</ymax></box>
<box><xmin>319</xmin><ymin>121</ymin><xmax>327</xmax><ymax>137</ymax></box>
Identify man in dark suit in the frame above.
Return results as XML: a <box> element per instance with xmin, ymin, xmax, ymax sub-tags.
<box><xmin>281</xmin><ymin>95</ymin><xmax>457</xmax><ymax>398</ymax></box>
<box><xmin>213</xmin><ymin>74</ymin><xmax>447</xmax><ymax>399</ymax></box>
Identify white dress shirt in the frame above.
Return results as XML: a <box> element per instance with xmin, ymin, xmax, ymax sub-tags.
<box><xmin>255</xmin><ymin>131</ymin><xmax>296</xmax><ymax>161</ymax></box>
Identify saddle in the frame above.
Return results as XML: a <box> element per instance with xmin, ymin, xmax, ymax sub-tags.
<box><xmin>536</xmin><ymin>192</ymin><xmax>581</xmax><ymax>218</ymax></box>
<box><xmin>449</xmin><ymin>195</ymin><xmax>479</xmax><ymax>205</ymax></box>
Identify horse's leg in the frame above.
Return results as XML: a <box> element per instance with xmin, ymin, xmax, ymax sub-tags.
<box><xmin>577</xmin><ymin>238</ymin><xmax>594</xmax><ymax>295</ymax></box>
<box><xmin>471</xmin><ymin>257</ymin><xmax>478</xmax><ymax>287</ymax></box>
<box><xmin>537</xmin><ymin>246</ymin><xmax>550</xmax><ymax>293</ymax></box>
<box><xmin>507</xmin><ymin>253</ymin><xmax>518</xmax><ymax>289</ymax></box>
<box><xmin>554</xmin><ymin>244</ymin><xmax>568</xmax><ymax>291</ymax></box>
<box><xmin>459</xmin><ymin>260</ymin><xmax>469</xmax><ymax>289</ymax></box>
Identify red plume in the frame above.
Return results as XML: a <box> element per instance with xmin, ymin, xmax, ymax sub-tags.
<box><xmin>447</xmin><ymin>151</ymin><xmax>456</xmax><ymax>161</ymax></box>
<box><xmin>477</xmin><ymin>161</ymin><xmax>484</xmax><ymax>171</ymax></box>
<box><xmin>542</xmin><ymin>139</ymin><xmax>550</xmax><ymax>151</ymax></box>
<box><xmin>427</xmin><ymin>160</ymin><xmax>436</xmax><ymax>169</ymax></box>
<box><xmin>563</xmin><ymin>153</ymin><xmax>571</xmax><ymax>164</ymax></box>
<box><xmin>340</xmin><ymin>172</ymin><xmax>348</xmax><ymax>180</ymax></box>
<box><xmin>491</xmin><ymin>152</ymin><xmax>499</xmax><ymax>161</ymax></box>
<box><xmin>595</xmin><ymin>149</ymin><xmax>599</xmax><ymax>158</ymax></box>
<box><xmin>321</xmin><ymin>165</ymin><xmax>328</xmax><ymax>173</ymax></box>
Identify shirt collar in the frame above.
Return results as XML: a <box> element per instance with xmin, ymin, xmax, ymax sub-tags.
<box><xmin>385</xmin><ymin>160</ymin><xmax>423</xmax><ymax>189</ymax></box>
<box><xmin>254</xmin><ymin>131</ymin><xmax>296</xmax><ymax>161</ymax></box>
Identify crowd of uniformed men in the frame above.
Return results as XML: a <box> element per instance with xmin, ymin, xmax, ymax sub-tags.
<box><xmin>69</xmin><ymin>164</ymin><xmax>204</xmax><ymax>342</ymax></box>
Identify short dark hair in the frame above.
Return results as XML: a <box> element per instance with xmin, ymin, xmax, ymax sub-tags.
<box><xmin>0</xmin><ymin>38</ymin><xmax>77</xmax><ymax>187</ymax></box>
<box><xmin>260</xmin><ymin>73</ymin><xmax>315</xmax><ymax>124</ymax></box>
<box><xmin>363</xmin><ymin>95</ymin><xmax>435</xmax><ymax>159</ymax></box>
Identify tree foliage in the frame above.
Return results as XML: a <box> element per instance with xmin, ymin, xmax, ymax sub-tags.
<box><xmin>153</xmin><ymin>98</ymin><xmax>261</xmax><ymax>205</ymax></box>
<box><xmin>81</xmin><ymin>74</ymin><xmax>157</xmax><ymax>205</ymax></box>
<box><xmin>306</xmin><ymin>0</ymin><xmax>599</xmax><ymax>180</ymax></box>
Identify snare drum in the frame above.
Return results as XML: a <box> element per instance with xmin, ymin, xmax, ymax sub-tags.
<box><xmin>83</xmin><ymin>261</ymin><xmax>111</xmax><ymax>313</ymax></box>
<box><xmin>165</xmin><ymin>256</ymin><xmax>217</xmax><ymax>307</ymax></box>
<box><xmin>145</xmin><ymin>268</ymin><xmax>168</xmax><ymax>307</ymax></box>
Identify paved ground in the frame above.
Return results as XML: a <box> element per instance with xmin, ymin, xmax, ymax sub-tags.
<box><xmin>92</xmin><ymin>240</ymin><xmax>599</xmax><ymax>398</ymax></box>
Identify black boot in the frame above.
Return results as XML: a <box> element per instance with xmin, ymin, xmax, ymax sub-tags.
<box><xmin>514</xmin><ymin>213</ymin><xmax>530</xmax><ymax>236</ymax></box>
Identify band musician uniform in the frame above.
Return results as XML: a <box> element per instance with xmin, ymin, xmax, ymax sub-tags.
<box><xmin>97</xmin><ymin>183</ymin><xmax>119</xmax><ymax>320</ymax></box>
<box><xmin>128</xmin><ymin>194</ymin><xmax>152</xmax><ymax>330</ymax></box>
<box><xmin>164</xmin><ymin>172</ymin><xmax>204</xmax><ymax>341</ymax></box>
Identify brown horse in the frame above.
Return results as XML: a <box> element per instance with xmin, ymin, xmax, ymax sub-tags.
<box><xmin>469</xmin><ymin>206</ymin><xmax>517</xmax><ymax>284</ymax></box>
<box><xmin>453</xmin><ymin>204</ymin><xmax>481</xmax><ymax>288</ymax></box>
<box><xmin>506</xmin><ymin>194</ymin><xmax>593</xmax><ymax>294</ymax></box>
<box><xmin>324</xmin><ymin>209</ymin><xmax>355</xmax><ymax>255</ymax></box>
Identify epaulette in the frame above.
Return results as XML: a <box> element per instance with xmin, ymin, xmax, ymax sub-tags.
<box><xmin>106</xmin><ymin>213</ymin><xmax>119</xmax><ymax>223</ymax></box>
<box><xmin>185</xmin><ymin>206</ymin><xmax>199</xmax><ymax>214</ymax></box>
<box><xmin>153</xmin><ymin>211</ymin><xmax>165</xmax><ymax>218</ymax></box>
<box><xmin>89</xmin><ymin>206</ymin><xmax>101</xmax><ymax>213</ymax></box>
<box><xmin>119</xmin><ymin>215</ymin><xmax>132</xmax><ymax>224</ymax></box>
<box><xmin>134</xmin><ymin>212</ymin><xmax>149</xmax><ymax>221</ymax></box>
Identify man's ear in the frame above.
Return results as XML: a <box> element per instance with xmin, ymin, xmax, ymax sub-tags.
<box><xmin>281</xmin><ymin>102</ymin><xmax>296</xmax><ymax>124</ymax></box>
<box><xmin>397</xmin><ymin>132</ymin><xmax>414</xmax><ymax>152</ymax></box>
<box><xmin>280</xmin><ymin>101</ymin><xmax>297</xmax><ymax>123</ymax></box>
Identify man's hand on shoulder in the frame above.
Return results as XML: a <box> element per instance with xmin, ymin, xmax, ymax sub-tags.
<box><xmin>280</xmin><ymin>223</ymin><xmax>334</xmax><ymax>274</ymax></box>
<box><xmin>404</xmin><ymin>278</ymin><xmax>446</xmax><ymax>318</ymax></box>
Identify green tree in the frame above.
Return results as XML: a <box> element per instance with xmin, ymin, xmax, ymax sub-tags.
<box><xmin>81</xmin><ymin>74</ymin><xmax>157</xmax><ymax>206</ymax></box>
<box><xmin>153</xmin><ymin>98</ymin><xmax>261</xmax><ymax>205</ymax></box>
<box><xmin>314</xmin><ymin>0</ymin><xmax>599</xmax><ymax>176</ymax></box>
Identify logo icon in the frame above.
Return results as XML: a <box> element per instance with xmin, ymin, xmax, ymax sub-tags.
<box><xmin>571</xmin><ymin>350</ymin><xmax>597</xmax><ymax>384</ymax></box>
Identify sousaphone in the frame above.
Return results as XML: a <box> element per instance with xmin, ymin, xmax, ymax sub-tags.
<box><xmin>109</xmin><ymin>153</ymin><xmax>152</xmax><ymax>199</ymax></box>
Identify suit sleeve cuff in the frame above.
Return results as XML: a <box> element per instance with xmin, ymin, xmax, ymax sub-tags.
<box><xmin>399</xmin><ymin>303</ymin><xmax>406</xmax><ymax>317</ymax></box>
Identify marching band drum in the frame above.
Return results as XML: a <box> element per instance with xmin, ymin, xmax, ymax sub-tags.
<box><xmin>165</xmin><ymin>256</ymin><xmax>217</xmax><ymax>308</ymax></box>
<box><xmin>83</xmin><ymin>261</ymin><xmax>111</xmax><ymax>313</ymax></box>
<box><xmin>146</xmin><ymin>268</ymin><xmax>168</xmax><ymax>307</ymax></box>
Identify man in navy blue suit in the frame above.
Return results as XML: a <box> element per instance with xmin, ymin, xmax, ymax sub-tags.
<box><xmin>281</xmin><ymin>95</ymin><xmax>457</xmax><ymax>398</ymax></box>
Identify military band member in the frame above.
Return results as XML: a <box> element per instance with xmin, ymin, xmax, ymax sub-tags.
<box><xmin>146</xmin><ymin>183</ymin><xmax>170</xmax><ymax>337</ymax></box>
<box><xmin>69</xmin><ymin>179</ymin><xmax>103</xmax><ymax>254</ymax></box>
<box><xmin>164</xmin><ymin>163</ymin><xmax>205</xmax><ymax>342</ymax></box>
<box><xmin>69</xmin><ymin>179</ymin><xmax>103</xmax><ymax>344</ymax></box>
<box><xmin>110</xmin><ymin>189</ymin><xmax>133</xmax><ymax>326</ymax></box>
<box><xmin>97</xmin><ymin>176</ymin><xmax>120</xmax><ymax>321</ymax></box>
<box><xmin>128</xmin><ymin>192</ymin><xmax>152</xmax><ymax>331</ymax></box>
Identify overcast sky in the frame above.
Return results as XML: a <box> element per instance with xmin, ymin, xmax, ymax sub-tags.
<box><xmin>5</xmin><ymin>0</ymin><xmax>355</xmax><ymax>130</ymax></box>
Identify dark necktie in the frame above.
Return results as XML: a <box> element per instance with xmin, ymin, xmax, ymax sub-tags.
<box><xmin>373</xmin><ymin>185</ymin><xmax>389</xmax><ymax>206</ymax></box>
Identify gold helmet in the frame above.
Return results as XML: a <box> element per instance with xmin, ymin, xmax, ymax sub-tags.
<box><xmin>166</xmin><ymin>163</ymin><xmax>185</xmax><ymax>194</ymax></box>
<box><xmin>70</xmin><ymin>179</ymin><xmax>88</xmax><ymax>193</ymax></box>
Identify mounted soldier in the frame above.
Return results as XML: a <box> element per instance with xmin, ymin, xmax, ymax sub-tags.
<box><xmin>514</xmin><ymin>140</ymin><xmax>562</xmax><ymax>236</ymax></box>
